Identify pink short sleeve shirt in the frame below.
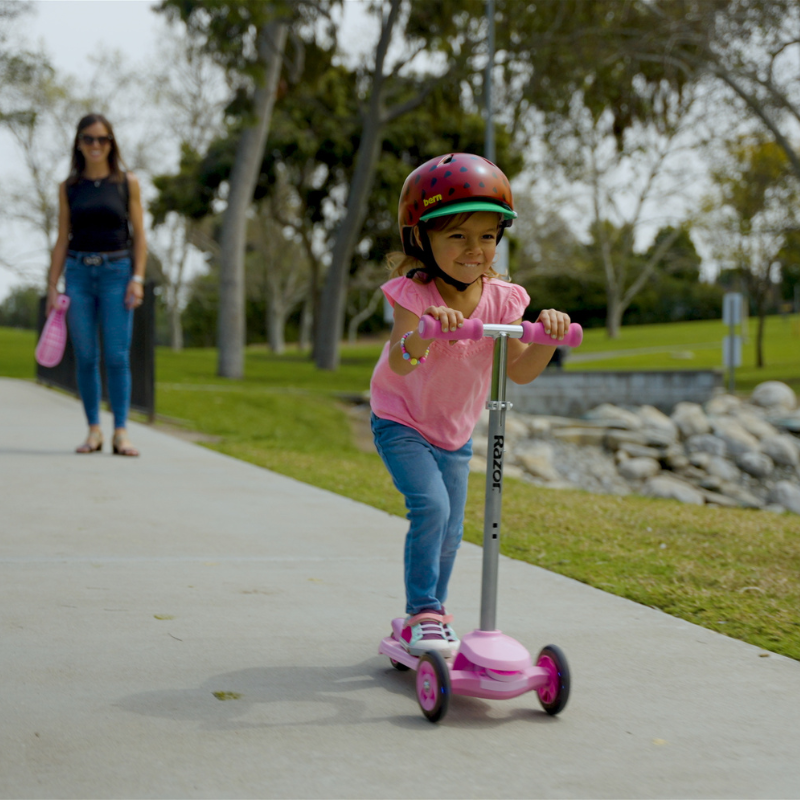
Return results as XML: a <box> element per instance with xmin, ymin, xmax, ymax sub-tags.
<box><xmin>370</xmin><ymin>275</ymin><xmax>531</xmax><ymax>450</ymax></box>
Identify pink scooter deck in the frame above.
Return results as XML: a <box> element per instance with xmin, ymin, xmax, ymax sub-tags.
<box><xmin>378</xmin><ymin>618</ymin><xmax>555</xmax><ymax>701</ymax></box>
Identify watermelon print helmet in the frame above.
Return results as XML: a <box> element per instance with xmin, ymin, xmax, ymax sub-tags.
<box><xmin>398</xmin><ymin>153</ymin><xmax>516</xmax><ymax>256</ymax></box>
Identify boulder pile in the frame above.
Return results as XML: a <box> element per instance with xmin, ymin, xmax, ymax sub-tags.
<box><xmin>471</xmin><ymin>381</ymin><xmax>800</xmax><ymax>515</ymax></box>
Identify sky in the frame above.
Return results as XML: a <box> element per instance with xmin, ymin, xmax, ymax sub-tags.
<box><xmin>0</xmin><ymin>0</ymin><xmax>378</xmax><ymax>302</ymax></box>
<box><xmin>0</xmin><ymin>1</ymin><xmax>708</xmax><ymax>303</ymax></box>
<box><xmin>0</xmin><ymin>1</ymin><xmax>167</xmax><ymax>300</ymax></box>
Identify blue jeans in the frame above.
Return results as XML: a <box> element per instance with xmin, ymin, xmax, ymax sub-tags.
<box><xmin>371</xmin><ymin>414</ymin><xmax>472</xmax><ymax>616</ymax></box>
<box><xmin>65</xmin><ymin>251</ymin><xmax>133</xmax><ymax>429</ymax></box>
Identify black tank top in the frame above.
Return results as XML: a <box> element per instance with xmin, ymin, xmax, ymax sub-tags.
<box><xmin>66</xmin><ymin>175</ymin><xmax>130</xmax><ymax>252</ymax></box>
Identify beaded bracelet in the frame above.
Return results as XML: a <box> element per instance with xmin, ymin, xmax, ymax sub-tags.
<box><xmin>400</xmin><ymin>330</ymin><xmax>430</xmax><ymax>366</ymax></box>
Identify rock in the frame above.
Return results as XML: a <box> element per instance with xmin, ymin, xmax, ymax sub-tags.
<box><xmin>699</xmin><ymin>475</ymin><xmax>723</xmax><ymax>491</ymax></box>
<box><xmin>671</xmin><ymin>402</ymin><xmax>711</xmax><ymax>439</ymax></box>
<box><xmin>504</xmin><ymin>415</ymin><xmax>530</xmax><ymax>445</ymax></box>
<box><xmin>504</xmin><ymin>464</ymin><xmax>527</xmax><ymax>482</ymax></box>
<box><xmin>763</xmin><ymin>504</ymin><xmax>787</xmax><ymax>514</ymax></box>
<box><xmin>552</xmin><ymin>426</ymin><xmax>607</xmax><ymax>447</ymax></box>
<box><xmin>470</xmin><ymin>454</ymin><xmax>487</xmax><ymax>473</ymax></box>
<box><xmin>516</xmin><ymin>442</ymin><xmax>561</xmax><ymax>482</ymax></box>
<box><xmin>665</xmin><ymin>453</ymin><xmax>690</xmax><ymax>471</ymax></box>
<box><xmin>642</xmin><ymin>428</ymin><xmax>680</xmax><ymax>448</ymax></box>
<box><xmin>733</xmin><ymin>409</ymin><xmax>780</xmax><ymax>440</ymax></box>
<box><xmin>709</xmin><ymin>417</ymin><xmax>761</xmax><ymax>456</ymax></box>
<box><xmin>685</xmin><ymin>434</ymin><xmax>727</xmax><ymax>458</ymax></box>
<box><xmin>719</xmin><ymin>482</ymin><xmax>764</xmax><ymax>508</ymax></box>
<box><xmin>527</xmin><ymin>417</ymin><xmax>553</xmax><ymax>438</ymax></box>
<box><xmin>584</xmin><ymin>404</ymin><xmax>642</xmax><ymax>429</ymax></box>
<box><xmin>637</xmin><ymin>405</ymin><xmax>679</xmax><ymax>442</ymax></box>
<box><xmin>618</xmin><ymin>457</ymin><xmax>661</xmax><ymax>481</ymax></box>
<box><xmin>640</xmin><ymin>476</ymin><xmax>705</xmax><ymax>505</ymax></box>
<box><xmin>736</xmin><ymin>451</ymin><xmax>775</xmax><ymax>478</ymax></box>
<box><xmin>605</xmin><ymin>430</ymin><xmax>650</xmax><ymax>450</ymax></box>
<box><xmin>769</xmin><ymin>480</ymin><xmax>800</xmax><ymax>514</ymax></box>
<box><xmin>698</xmin><ymin>489</ymin><xmax>741</xmax><ymax>508</ymax></box>
<box><xmin>760</xmin><ymin>434</ymin><xmax>800</xmax><ymax>467</ymax></box>
<box><xmin>619</xmin><ymin>442</ymin><xmax>664</xmax><ymax>459</ymax></box>
<box><xmin>706</xmin><ymin>455</ymin><xmax>741</xmax><ymax>482</ymax></box>
<box><xmin>689</xmin><ymin>452</ymin><xmax>711</xmax><ymax>469</ymax></box>
<box><xmin>472</xmin><ymin>437</ymin><xmax>488</xmax><ymax>458</ymax></box>
<box><xmin>706</xmin><ymin>393</ymin><xmax>742</xmax><ymax>415</ymax></box>
<box><xmin>751</xmin><ymin>381</ymin><xmax>797</xmax><ymax>411</ymax></box>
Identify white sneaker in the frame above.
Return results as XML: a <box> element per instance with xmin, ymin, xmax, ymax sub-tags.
<box><xmin>400</xmin><ymin>610</ymin><xmax>457</xmax><ymax>657</ymax></box>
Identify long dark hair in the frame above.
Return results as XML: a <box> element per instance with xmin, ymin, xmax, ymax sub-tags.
<box><xmin>66</xmin><ymin>113</ymin><xmax>127</xmax><ymax>186</ymax></box>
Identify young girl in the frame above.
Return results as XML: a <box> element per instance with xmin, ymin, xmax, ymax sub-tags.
<box><xmin>370</xmin><ymin>153</ymin><xmax>571</xmax><ymax>657</ymax></box>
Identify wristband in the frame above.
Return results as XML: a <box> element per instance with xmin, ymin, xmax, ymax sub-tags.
<box><xmin>400</xmin><ymin>330</ymin><xmax>430</xmax><ymax>366</ymax></box>
<box><xmin>131</xmin><ymin>275</ymin><xmax>144</xmax><ymax>285</ymax></box>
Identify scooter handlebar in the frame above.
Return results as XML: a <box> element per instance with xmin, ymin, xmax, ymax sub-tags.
<box><xmin>418</xmin><ymin>315</ymin><xmax>583</xmax><ymax>347</ymax></box>
<box><xmin>521</xmin><ymin>320</ymin><xmax>583</xmax><ymax>347</ymax></box>
<box><xmin>417</xmin><ymin>315</ymin><xmax>483</xmax><ymax>340</ymax></box>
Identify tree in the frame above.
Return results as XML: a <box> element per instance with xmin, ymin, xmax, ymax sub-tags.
<box><xmin>631</xmin><ymin>2</ymin><xmax>800</xmax><ymax>184</ymax></box>
<box><xmin>146</xmin><ymin>29</ymin><xmax>228</xmax><ymax>350</ymax></box>
<box><xmin>701</xmin><ymin>136</ymin><xmax>798</xmax><ymax>366</ymax></box>
<box><xmin>157</xmin><ymin>0</ymin><xmax>332</xmax><ymax>378</ymax></box>
<box><xmin>524</xmin><ymin>87</ymin><xmax>701</xmax><ymax>337</ymax></box>
<box><xmin>313</xmin><ymin>0</ymin><xmax>486</xmax><ymax>370</ymax></box>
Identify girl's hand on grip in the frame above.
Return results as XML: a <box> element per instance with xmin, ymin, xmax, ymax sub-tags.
<box><xmin>421</xmin><ymin>305</ymin><xmax>464</xmax><ymax>336</ymax></box>
<box><xmin>536</xmin><ymin>309</ymin><xmax>571</xmax><ymax>341</ymax></box>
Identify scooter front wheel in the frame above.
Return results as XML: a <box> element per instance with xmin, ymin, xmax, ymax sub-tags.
<box><xmin>416</xmin><ymin>651</ymin><xmax>451</xmax><ymax>722</ymax></box>
<box><xmin>536</xmin><ymin>644</ymin><xmax>570</xmax><ymax>716</ymax></box>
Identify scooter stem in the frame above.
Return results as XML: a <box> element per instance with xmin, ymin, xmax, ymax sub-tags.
<box><xmin>481</xmin><ymin>333</ymin><xmax>509</xmax><ymax>631</ymax></box>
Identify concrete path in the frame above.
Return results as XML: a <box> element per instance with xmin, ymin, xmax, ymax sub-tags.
<box><xmin>1</xmin><ymin>377</ymin><xmax>798</xmax><ymax>799</ymax></box>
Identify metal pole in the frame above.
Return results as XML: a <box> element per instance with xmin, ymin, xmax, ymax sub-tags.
<box><xmin>480</xmin><ymin>333</ymin><xmax>508</xmax><ymax>631</ymax></box>
<box><xmin>485</xmin><ymin>0</ymin><xmax>495</xmax><ymax>163</ymax></box>
<box><xmin>728</xmin><ymin>314</ymin><xmax>736</xmax><ymax>394</ymax></box>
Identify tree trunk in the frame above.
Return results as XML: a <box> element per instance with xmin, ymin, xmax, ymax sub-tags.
<box><xmin>169</xmin><ymin>299</ymin><xmax>184</xmax><ymax>351</ymax></box>
<box><xmin>313</xmin><ymin>0</ymin><xmax>402</xmax><ymax>371</ymax></box>
<box><xmin>217</xmin><ymin>20</ymin><xmax>288</xmax><ymax>378</ymax></box>
<box><xmin>313</xmin><ymin>104</ymin><xmax>386</xmax><ymax>369</ymax></box>
<box><xmin>267</xmin><ymin>293</ymin><xmax>286</xmax><ymax>354</ymax></box>
<box><xmin>756</xmin><ymin>300</ymin><xmax>766</xmax><ymax>368</ymax></box>
<box><xmin>606</xmin><ymin>293</ymin><xmax>623</xmax><ymax>339</ymax></box>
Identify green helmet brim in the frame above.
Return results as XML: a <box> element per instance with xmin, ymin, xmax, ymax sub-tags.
<box><xmin>420</xmin><ymin>200</ymin><xmax>517</xmax><ymax>223</ymax></box>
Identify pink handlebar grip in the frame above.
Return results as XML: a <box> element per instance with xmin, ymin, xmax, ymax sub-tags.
<box><xmin>521</xmin><ymin>321</ymin><xmax>583</xmax><ymax>347</ymax></box>
<box><xmin>418</xmin><ymin>315</ymin><xmax>484</xmax><ymax>340</ymax></box>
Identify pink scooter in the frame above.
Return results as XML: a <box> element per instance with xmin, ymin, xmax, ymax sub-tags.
<box><xmin>379</xmin><ymin>314</ymin><xmax>583</xmax><ymax>722</ymax></box>
<box><xmin>35</xmin><ymin>294</ymin><xmax>70</xmax><ymax>368</ymax></box>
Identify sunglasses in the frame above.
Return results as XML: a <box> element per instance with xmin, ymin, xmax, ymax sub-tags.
<box><xmin>79</xmin><ymin>134</ymin><xmax>113</xmax><ymax>146</ymax></box>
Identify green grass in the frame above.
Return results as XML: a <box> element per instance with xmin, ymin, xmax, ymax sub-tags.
<box><xmin>568</xmin><ymin>314</ymin><xmax>800</xmax><ymax>393</ymax></box>
<box><xmin>3</xmin><ymin>322</ymin><xmax>800</xmax><ymax>660</ymax></box>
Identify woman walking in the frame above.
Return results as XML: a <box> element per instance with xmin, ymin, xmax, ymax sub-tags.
<box><xmin>46</xmin><ymin>113</ymin><xmax>147</xmax><ymax>456</ymax></box>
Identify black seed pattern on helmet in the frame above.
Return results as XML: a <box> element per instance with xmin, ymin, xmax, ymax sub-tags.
<box><xmin>464</xmin><ymin>182</ymin><xmax>470</xmax><ymax>188</ymax></box>
<box><xmin>431</xmin><ymin>178</ymin><xmax>437</xmax><ymax>186</ymax></box>
<box><xmin>449</xmin><ymin>188</ymin><xmax>456</xmax><ymax>196</ymax></box>
<box><xmin>415</xmin><ymin>174</ymin><xmax>421</xmax><ymax>184</ymax></box>
<box><xmin>479</xmin><ymin>182</ymin><xmax>485</xmax><ymax>187</ymax></box>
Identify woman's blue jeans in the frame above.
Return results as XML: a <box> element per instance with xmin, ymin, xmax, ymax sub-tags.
<box><xmin>65</xmin><ymin>251</ymin><xmax>133</xmax><ymax>429</ymax></box>
<box><xmin>371</xmin><ymin>414</ymin><xmax>472</xmax><ymax>616</ymax></box>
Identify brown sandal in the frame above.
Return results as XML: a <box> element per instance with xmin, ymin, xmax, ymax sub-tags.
<box><xmin>112</xmin><ymin>433</ymin><xmax>139</xmax><ymax>457</ymax></box>
<box><xmin>76</xmin><ymin>430</ymin><xmax>103</xmax><ymax>454</ymax></box>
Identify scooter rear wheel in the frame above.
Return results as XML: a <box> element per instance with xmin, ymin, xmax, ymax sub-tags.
<box><xmin>416</xmin><ymin>651</ymin><xmax>450</xmax><ymax>722</ymax></box>
<box><xmin>390</xmin><ymin>658</ymin><xmax>410</xmax><ymax>671</ymax></box>
<box><xmin>536</xmin><ymin>644</ymin><xmax>570</xmax><ymax>716</ymax></box>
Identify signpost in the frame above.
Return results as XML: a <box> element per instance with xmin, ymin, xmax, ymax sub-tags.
<box><xmin>722</xmin><ymin>292</ymin><xmax>743</xmax><ymax>393</ymax></box>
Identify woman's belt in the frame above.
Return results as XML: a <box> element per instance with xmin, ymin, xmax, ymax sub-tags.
<box><xmin>67</xmin><ymin>249</ymin><xmax>131</xmax><ymax>266</ymax></box>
